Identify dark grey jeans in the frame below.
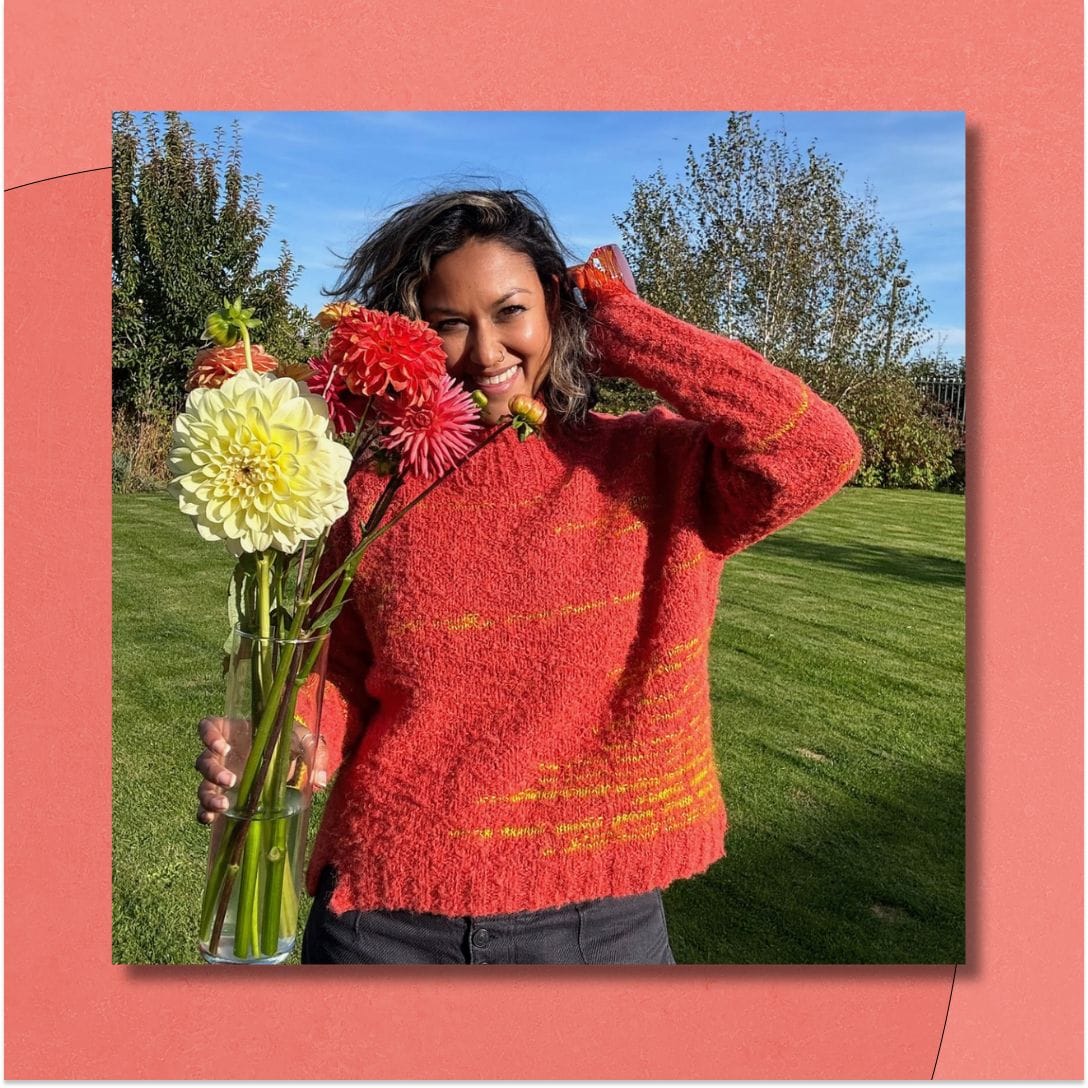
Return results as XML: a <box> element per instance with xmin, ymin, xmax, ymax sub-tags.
<box><xmin>302</xmin><ymin>866</ymin><xmax>677</xmax><ymax>965</ymax></box>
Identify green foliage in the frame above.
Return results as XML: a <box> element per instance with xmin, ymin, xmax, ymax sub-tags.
<box><xmin>593</xmin><ymin>376</ymin><xmax>661</xmax><ymax>416</ymax></box>
<box><xmin>615</xmin><ymin>113</ymin><xmax>932</xmax><ymax>382</ymax></box>
<box><xmin>112</xmin><ymin>111</ymin><xmax>306</xmax><ymax>421</ymax></box>
<box><xmin>909</xmin><ymin>350</ymin><xmax>966</xmax><ymax>382</ymax></box>
<box><xmin>844</xmin><ymin>367</ymin><xmax>958</xmax><ymax>490</ymax></box>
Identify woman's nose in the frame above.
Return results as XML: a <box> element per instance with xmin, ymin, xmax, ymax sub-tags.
<box><xmin>468</xmin><ymin>325</ymin><xmax>504</xmax><ymax>370</ymax></box>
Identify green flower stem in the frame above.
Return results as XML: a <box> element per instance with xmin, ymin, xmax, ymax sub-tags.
<box><xmin>348</xmin><ymin>397</ymin><xmax>374</xmax><ymax>457</ymax></box>
<box><xmin>240</xmin><ymin>324</ymin><xmax>254</xmax><ymax>371</ymax></box>
<box><xmin>362</xmin><ymin>419</ymin><xmax>515</xmax><ymax>548</ymax></box>
<box><xmin>305</xmin><ymin>472</ymin><xmax>403</xmax><ymax>618</ymax></box>
<box><xmin>290</xmin><ymin>542</ymin><xmax>309</xmax><ymax>618</ymax></box>
<box><xmin>257</xmin><ymin>555</ymin><xmax>272</xmax><ymax>694</ymax></box>
<box><xmin>306</xmin><ymin>420</ymin><xmax>514</xmax><ymax>615</ymax></box>
<box><xmin>200</xmin><ymin>601</ymin><xmax>313</xmax><ymax>950</ymax></box>
<box><xmin>260</xmin><ymin>820</ymin><xmax>290</xmax><ymax>955</ymax></box>
<box><xmin>271</xmin><ymin>556</ymin><xmax>287</xmax><ymax>641</ymax></box>
<box><xmin>291</xmin><ymin>394</ymin><xmax>377</xmax><ymax>619</ymax></box>
<box><xmin>294</xmin><ymin>398</ymin><xmax>381</xmax><ymax>622</ymax></box>
<box><xmin>259</xmin><ymin>645</ymin><xmax>308</xmax><ymax>954</ymax></box>
<box><xmin>202</xmin><ymin>664</ymin><xmax>301</xmax><ymax>953</ymax></box>
<box><xmin>233</xmin><ymin>818</ymin><xmax>263</xmax><ymax>958</ymax></box>
<box><xmin>280</xmin><ymin>850</ymin><xmax>299</xmax><ymax>937</ymax></box>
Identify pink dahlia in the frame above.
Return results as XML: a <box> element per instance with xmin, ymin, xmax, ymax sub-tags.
<box><xmin>379</xmin><ymin>373</ymin><xmax>481</xmax><ymax>480</ymax></box>
<box><xmin>306</xmin><ymin>352</ymin><xmax>368</xmax><ymax>436</ymax></box>
<box><xmin>327</xmin><ymin>307</ymin><xmax>447</xmax><ymax>405</ymax></box>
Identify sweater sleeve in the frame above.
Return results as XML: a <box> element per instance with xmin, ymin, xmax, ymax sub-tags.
<box><xmin>294</xmin><ymin>504</ymin><xmax>379</xmax><ymax>782</ymax></box>
<box><xmin>585</xmin><ymin>282</ymin><xmax>863</xmax><ymax>560</ymax></box>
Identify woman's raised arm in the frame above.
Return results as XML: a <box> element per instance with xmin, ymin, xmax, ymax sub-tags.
<box><xmin>582</xmin><ymin>279</ymin><xmax>863</xmax><ymax>560</ymax></box>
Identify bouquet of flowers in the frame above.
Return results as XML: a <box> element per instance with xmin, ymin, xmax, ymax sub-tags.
<box><xmin>171</xmin><ymin>297</ymin><xmax>545</xmax><ymax>964</ymax></box>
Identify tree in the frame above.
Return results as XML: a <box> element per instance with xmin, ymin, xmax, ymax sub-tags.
<box><xmin>610</xmin><ymin>112</ymin><xmax>933</xmax><ymax>415</ymax></box>
<box><xmin>112</xmin><ymin>111</ymin><xmax>305</xmax><ymax>420</ymax></box>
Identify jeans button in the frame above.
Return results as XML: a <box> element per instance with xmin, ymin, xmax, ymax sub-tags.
<box><xmin>471</xmin><ymin>928</ymin><xmax>490</xmax><ymax>947</ymax></box>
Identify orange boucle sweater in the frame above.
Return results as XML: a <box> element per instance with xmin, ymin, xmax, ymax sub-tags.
<box><xmin>303</xmin><ymin>284</ymin><xmax>862</xmax><ymax>918</ymax></box>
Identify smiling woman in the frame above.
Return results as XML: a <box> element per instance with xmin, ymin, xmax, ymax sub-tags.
<box><xmin>193</xmin><ymin>186</ymin><xmax>864</xmax><ymax>965</ymax></box>
<box><xmin>326</xmin><ymin>189</ymin><xmax>595</xmax><ymax>427</ymax></box>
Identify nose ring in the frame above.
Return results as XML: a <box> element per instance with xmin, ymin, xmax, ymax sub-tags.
<box><xmin>496</xmin><ymin>349</ymin><xmax>506</xmax><ymax>365</ymax></box>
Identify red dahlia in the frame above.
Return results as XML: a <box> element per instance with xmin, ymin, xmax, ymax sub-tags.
<box><xmin>305</xmin><ymin>352</ymin><xmax>368</xmax><ymax>436</ymax></box>
<box><xmin>327</xmin><ymin>307</ymin><xmax>447</xmax><ymax>405</ymax></box>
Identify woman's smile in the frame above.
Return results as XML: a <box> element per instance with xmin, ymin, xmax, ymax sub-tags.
<box><xmin>476</xmin><ymin>363</ymin><xmax>520</xmax><ymax>387</ymax></box>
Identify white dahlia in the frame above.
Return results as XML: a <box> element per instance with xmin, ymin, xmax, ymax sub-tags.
<box><xmin>169</xmin><ymin>369</ymin><xmax>352</xmax><ymax>556</ymax></box>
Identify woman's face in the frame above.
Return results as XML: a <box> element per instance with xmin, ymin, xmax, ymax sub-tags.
<box><xmin>419</xmin><ymin>238</ymin><xmax>555</xmax><ymax>426</ymax></box>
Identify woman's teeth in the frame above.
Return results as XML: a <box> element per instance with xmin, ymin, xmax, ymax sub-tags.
<box><xmin>478</xmin><ymin>364</ymin><xmax>519</xmax><ymax>386</ymax></box>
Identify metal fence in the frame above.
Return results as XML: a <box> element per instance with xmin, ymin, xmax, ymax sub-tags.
<box><xmin>916</xmin><ymin>377</ymin><xmax>965</xmax><ymax>439</ymax></box>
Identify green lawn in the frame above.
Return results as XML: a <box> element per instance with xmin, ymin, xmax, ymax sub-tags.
<box><xmin>113</xmin><ymin>487</ymin><xmax>964</xmax><ymax>964</ymax></box>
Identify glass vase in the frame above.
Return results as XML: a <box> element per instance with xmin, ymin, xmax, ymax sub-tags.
<box><xmin>198</xmin><ymin>628</ymin><xmax>329</xmax><ymax>965</ymax></box>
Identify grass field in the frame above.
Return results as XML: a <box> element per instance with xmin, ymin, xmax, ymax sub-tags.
<box><xmin>113</xmin><ymin>486</ymin><xmax>964</xmax><ymax>964</ymax></box>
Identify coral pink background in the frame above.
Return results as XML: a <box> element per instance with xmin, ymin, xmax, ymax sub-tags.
<box><xmin>5</xmin><ymin>0</ymin><xmax>1082</xmax><ymax>1079</ymax></box>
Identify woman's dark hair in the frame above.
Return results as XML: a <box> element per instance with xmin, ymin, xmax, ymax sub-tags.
<box><xmin>325</xmin><ymin>188</ymin><xmax>597</xmax><ymax>426</ymax></box>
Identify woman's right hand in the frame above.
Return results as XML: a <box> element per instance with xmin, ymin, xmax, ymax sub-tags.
<box><xmin>195</xmin><ymin>717</ymin><xmax>330</xmax><ymax>824</ymax></box>
<box><xmin>195</xmin><ymin>717</ymin><xmax>241</xmax><ymax>825</ymax></box>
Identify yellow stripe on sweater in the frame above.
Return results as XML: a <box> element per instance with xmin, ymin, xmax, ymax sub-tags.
<box><xmin>476</xmin><ymin>748</ymin><xmax>714</xmax><ymax>805</ymax></box>
<box><xmin>751</xmin><ymin>376</ymin><xmax>810</xmax><ymax>453</ymax></box>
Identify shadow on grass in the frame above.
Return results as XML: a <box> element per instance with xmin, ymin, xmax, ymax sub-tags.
<box><xmin>666</xmin><ymin>756</ymin><xmax>965</xmax><ymax>965</ymax></box>
<box><xmin>751</xmin><ymin>534</ymin><xmax>965</xmax><ymax>589</ymax></box>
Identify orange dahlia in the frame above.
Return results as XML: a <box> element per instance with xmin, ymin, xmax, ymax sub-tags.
<box><xmin>379</xmin><ymin>373</ymin><xmax>481</xmax><ymax>481</ymax></box>
<box><xmin>509</xmin><ymin>394</ymin><xmax>548</xmax><ymax>428</ymax></box>
<box><xmin>186</xmin><ymin>343</ymin><xmax>280</xmax><ymax>391</ymax></box>
<box><xmin>274</xmin><ymin>360</ymin><xmax>315</xmax><ymax>382</ymax></box>
<box><xmin>316</xmin><ymin>300</ymin><xmax>362</xmax><ymax>329</ymax></box>
<box><xmin>327</xmin><ymin>307</ymin><xmax>447</xmax><ymax>405</ymax></box>
<box><xmin>508</xmin><ymin>394</ymin><xmax>548</xmax><ymax>441</ymax></box>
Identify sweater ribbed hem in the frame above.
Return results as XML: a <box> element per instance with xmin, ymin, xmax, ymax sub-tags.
<box><xmin>313</xmin><ymin>807</ymin><xmax>727</xmax><ymax>918</ymax></box>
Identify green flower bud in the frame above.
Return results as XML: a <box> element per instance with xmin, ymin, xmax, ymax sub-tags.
<box><xmin>204</xmin><ymin>297</ymin><xmax>262</xmax><ymax>347</ymax></box>
<box><xmin>204</xmin><ymin>309</ymin><xmax>239</xmax><ymax>346</ymax></box>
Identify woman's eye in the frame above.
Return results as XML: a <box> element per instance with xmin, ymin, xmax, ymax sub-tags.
<box><xmin>435</xmin><ymin>319</ymin><xmax>464</xmax><ymax>333</ymax></box>
<box><xmin>499</xmin><ymin>305</ymin><xmax>526</xmax><ymax>318</ymax></box>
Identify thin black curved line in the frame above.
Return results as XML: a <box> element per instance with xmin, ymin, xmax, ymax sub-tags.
<box><xmin>4</xmin><ymin>165</ymin><xmax>111</xmax><ymax>193</ymax></box>
<box><xmin>931</xmin><ymin>963</ymin><xmax>958</xmax><ymax>1078</ymax></box>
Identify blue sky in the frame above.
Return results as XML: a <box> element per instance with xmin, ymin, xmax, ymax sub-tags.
<box><xmin>175</xmin><ymin>111</ymin><xmax>965</xmax><ymax>358</ymax></box>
